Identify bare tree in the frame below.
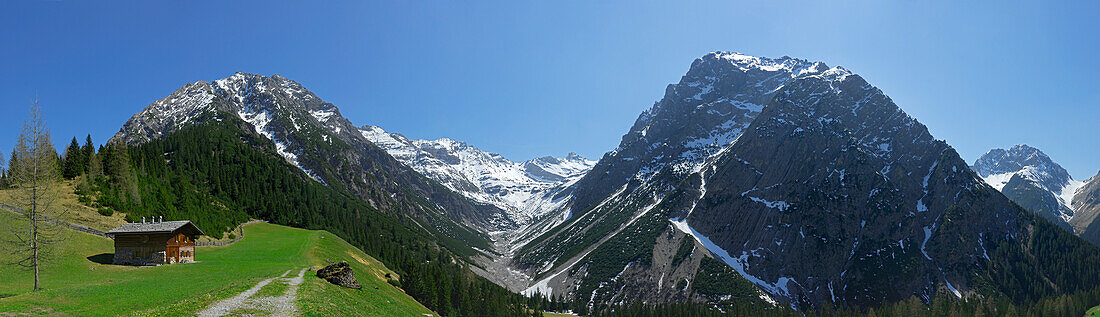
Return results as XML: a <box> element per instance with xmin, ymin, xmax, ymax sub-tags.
<box><xmin>0</xmin><ymin>149</ymin><xmax>6</xmax><ymax>186</ymax></box>
<box><xmin>2</xmin><ymin>100</ymin><xmax>68</xmax><ymax>291</ymax></box>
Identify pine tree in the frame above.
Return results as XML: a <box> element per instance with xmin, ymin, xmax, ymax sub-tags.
<box><xmin>81</xmin><ymin>134</ymin><xmax>94</xmax><ymax>171</ymax></box>
<box><xmin>61</xmin><ymin>136</ymin><xmax>83</xmax><ymax>179</ymax></box>
<box><xmin>1</xmin><ymin>101</ymin><xmax>68</xmax><ymax>291</ymax></box>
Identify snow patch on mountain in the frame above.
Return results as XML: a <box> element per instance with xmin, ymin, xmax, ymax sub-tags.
<box><xmin>670</xmin><ymin>218</ymin><xmax>795</xmax><ymax>302</ymax></box>
<box><xmin>980</xmin><ymin>172</ymin><xmax>1016</xmax><ymax>191</ymax></box>
<box><xmin>310</xmin><ymin>109</ymin><xmax>336</xmax><ymax>122</ymax></box>
<box><xmin>236</xmin><ymin>109</ymin><xmax>299</xmax><ymax>167</ymax></box>
<box><xmin>1060</xmin><ymin>179</ymin><xmax>1086</xmax><ymax>209</ymax></box>
<box><xmin>748</xmin><ymin>197</ymin><xmax>790</xmax><ymax>212</ymax></box>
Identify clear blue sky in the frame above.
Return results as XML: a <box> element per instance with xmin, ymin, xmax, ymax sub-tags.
<box><xmin>1</xmin><ymin>1</ymin><xmax>1097</xmax><ymax>179</ymax></box>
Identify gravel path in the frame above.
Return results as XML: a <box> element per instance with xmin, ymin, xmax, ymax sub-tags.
<box><xmin>197</xmin><ymin>268</ymin><xmax>307</xmax><ymax>317</ymax></box>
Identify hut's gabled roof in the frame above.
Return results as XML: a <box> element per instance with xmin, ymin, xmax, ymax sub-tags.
<box><xmin>107</xmin><ymin>220</ymin><xmax>205</xmax><ymax>236</ymax></box>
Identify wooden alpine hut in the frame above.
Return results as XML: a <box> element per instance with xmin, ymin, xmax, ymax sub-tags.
<box><xmin>106</xmin><ymin>216</ymin><xmax>204</xmax><ymax>266</ymax></box>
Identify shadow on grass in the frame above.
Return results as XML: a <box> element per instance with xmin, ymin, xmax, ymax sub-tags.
<box><xmin>87</xmin><ymin>253</ymin><xmax>114</xmax><ymax>265</ymax></box>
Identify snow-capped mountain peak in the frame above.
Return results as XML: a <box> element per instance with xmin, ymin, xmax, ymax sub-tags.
<box><xmin>710</xmin><ymin>52</ymin><xmax>818</xmax><ymax>74</ymax></box>
<box><xmin>973</xmin><ymin>144</ymin><xmax>1083</xmax><ymax>223</ymax></box>
<box><xmin>110</xmin><ymin>81</ymin><xmax>219</xmax><ymax>144</ymax></box>
<box><xmin>975</xmin><ymin>145</ymin><xmax>1065</xmax><ymax>185</ymax></box>
<box><xmin>359</xmin><ymin>125</ymin><xmax>594</xmax><ymax>228</ymax></box>
<box><xmin>113</xmin><ymin>72</ymin><xmax>366</xmax><ymax>183</ymax></box>
<box><xmin>974</xmin><ymin>145</ymin><xmax>1080</xmax><ymax>199</ymax></box>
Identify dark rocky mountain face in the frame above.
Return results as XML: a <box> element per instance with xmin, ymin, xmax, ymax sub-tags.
<box><xmin>513</xmin><ymin>52</ymin><xmax>1099</xmax><ymax>310</ymax></box>
<box><xmin>566</xmin><ymin>54</ymin><xmax>825</xmax><ymax>217</ymax></box>
<box><xmin>1073</xmin><ymin>172</ymin><xmax>1100</xmax><ymax>245</ymax></box>
<box><xmin>1001</xmin><ymin>174</ymin><xmax>1075</xmax><ymax>231</ymax></box>
<box><xmin>668</xmin><ymin>71</ymin><xmax>1013</xmax><ymax>308</ymax></box>
<box><xmin>112</xmin><ymin>73</ymin><xmax>505</xmax><ymax>249</ymax></box>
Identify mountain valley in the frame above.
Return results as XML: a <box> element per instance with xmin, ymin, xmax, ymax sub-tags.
<box><xmin>4</xmin><ymin>53</ymin><xmax>1100</xmax><ymax>316</ymax></box>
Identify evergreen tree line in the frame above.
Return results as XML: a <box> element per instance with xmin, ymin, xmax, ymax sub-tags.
<box><xmin>52</xmin><ymin>134</ymin><xmax>145</xmax><ymax>219</ymax></box>
<box><xmin>3</xmin><ymin>134</ymin><xmax>98</xmax><ymax>191</ymax></box>
<box><xmin>65</xmin><ymin>122</ymin><xmax>541</xmax><ymax>316</ymax></box>
<box><xmin>60</xmin><ymin>135</ymin><xmax>95</xmax><ymax>179</ymax></box>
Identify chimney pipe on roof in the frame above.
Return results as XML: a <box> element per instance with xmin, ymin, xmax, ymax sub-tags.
<box><xmin>142</xmin><ymin>217</ymin><xmax>146</xmax><ymax>224</ymax></box>
<box><xmin>159</xmin><ymin>216</ymin><xmax>163</xmax><ymax>223</ymax></box>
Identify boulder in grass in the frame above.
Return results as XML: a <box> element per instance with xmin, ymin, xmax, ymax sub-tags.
<box><xmin>316</xmin><ymin>261</ymin><xmax>362</xmax><ymax>289</ymax></box>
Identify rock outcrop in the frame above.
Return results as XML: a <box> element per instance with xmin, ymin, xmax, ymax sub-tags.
<box><xmin>316</xmin><ymin>261</ymin><xmax>362</xmax><ymax>289</ymax></box>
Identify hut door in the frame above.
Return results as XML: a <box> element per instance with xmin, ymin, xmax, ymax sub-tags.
<box><xmin>167</xmin><ymin>246</ymin><xmax>179</xmax><ymax>263</ymax></box>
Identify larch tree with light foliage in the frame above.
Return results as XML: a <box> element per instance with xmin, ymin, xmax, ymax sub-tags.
<box><xmin>0</xmin><ymin>149</ymin><xmax>7</xmax><ymax>188</ymax></box>
<box><xmin>1</xmin><ymin>101</ymin><xmax>68</xmax><ymax>291</ymax></box>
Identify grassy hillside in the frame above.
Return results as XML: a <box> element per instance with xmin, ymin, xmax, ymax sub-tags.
<box><xmin>0</xmin><ymin>179</ymin><xmax>129</xmax><ymax>232</ymax></box>
<box><xmin>0</xmin><ymin>212</ymin><xmax>433</xmax><ymax>316</ymax></box>
<box><xmin>299</xmin><ymin>230</ymin><xmax>429</xmax><ymax>316</ymax></box>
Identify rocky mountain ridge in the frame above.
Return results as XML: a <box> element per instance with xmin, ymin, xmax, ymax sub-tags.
<box><xmin>1073</xmin><ymin>171</ymin><xmax>1100</xmax><ymax>245</ymax></box>
<box><xmin>111</xmin><ymin>72</ymin><xmax>507</xmax><ymax>247</ymax></box>
<box><xmin>510</xmin><ymin>52</ymin><xmax>1098</xmax><ymax>310</ymax></box>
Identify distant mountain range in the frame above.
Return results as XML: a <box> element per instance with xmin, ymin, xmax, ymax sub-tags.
<box><xmin>972</xmin><ymin>144</ymin><xmax>1100</xmax><ymax>244</ymax></box>
<box><xmin>108</xmin><ymin>55</ymin><xmax>1100</xmax><ymax>312</ymax></box>
<box><xmin>359</xmin><ymin>125</ymin><xmax>594</xmax><ymax>230</ymax></box>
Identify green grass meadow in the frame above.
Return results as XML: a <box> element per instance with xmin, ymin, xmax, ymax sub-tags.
<box><xmin>0</xmin><ymin>210</ymin><xmax>433</xmax><ymax>316</ymax></box>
